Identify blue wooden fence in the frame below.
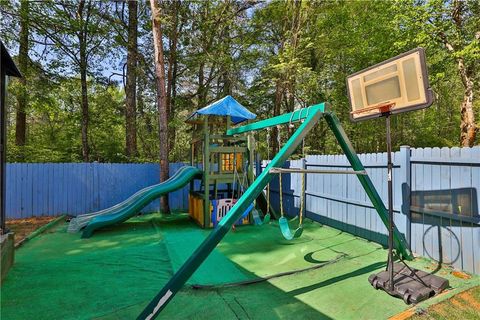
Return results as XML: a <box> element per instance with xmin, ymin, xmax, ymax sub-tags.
<box><xmin>264</xmin><ymin>146</ymin><xmax>480</xmax><ymax>275</ymax></box>
<box><xmin>6</xmin><ymin>146</ymin><xmax>480</xmax><ymax>274</ymax></box>
<box><xmin>6</xmin><ymin>162</ymin><xmax>189</xmax><ymax>218</ymax></box>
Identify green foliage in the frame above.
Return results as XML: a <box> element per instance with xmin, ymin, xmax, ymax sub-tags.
<box><xmin>1</xmin><ymin>0</ymin><xmax>478</xmax><ymax>163</ymax></box>
<box><xmin>6</xmin><ymin>73</ymin><xmax>125</xmax><ymax>163</ymax></box>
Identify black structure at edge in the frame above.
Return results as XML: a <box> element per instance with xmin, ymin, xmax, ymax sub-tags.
<box><xmin>1</xmin><ymin>41</ymin><xmax>22</xmax><ymax>234</ymax></box>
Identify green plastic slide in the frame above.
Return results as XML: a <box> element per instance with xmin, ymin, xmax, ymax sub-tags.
<box><xmin>80</xmin><ymin>166</ymin><xmax>202</xmax><ymax>238</ymax></box>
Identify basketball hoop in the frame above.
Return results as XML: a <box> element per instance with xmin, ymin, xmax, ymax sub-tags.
<box><xmin>346</xmin><ymin>48</ymin><xmax>433</xmax><ymax>122</ymax></box>
<box><xmin>345</xmin><ymin>48</ymin><xmax>447</xmax><ymax>303</ymax></box>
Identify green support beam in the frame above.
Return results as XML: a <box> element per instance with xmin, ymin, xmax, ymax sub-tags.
<box><xmin>226</xmin><ymin>103</ymin><xmax>326</xmax><ymax>135</ymax></box>
<box><xmin>324</xmin><ymin>111</ymin><xmax>412</xmax><ymax>260</ymax></box>
<box><xmin>203</xmin><ymin>117</ymin><xmax>210</xmax><ymax>228</ymax></box>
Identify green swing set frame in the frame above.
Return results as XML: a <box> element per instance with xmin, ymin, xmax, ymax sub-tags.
<box><xmin>138</xmin><ymin>102</ymin><xmax>412</xmax><ymax>320</ymax></box>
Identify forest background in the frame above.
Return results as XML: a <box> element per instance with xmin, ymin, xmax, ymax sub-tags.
<box><xmin>1</xmin><ymin>0</ymin><xmax>479</xmax><ymax>165</ymax></box>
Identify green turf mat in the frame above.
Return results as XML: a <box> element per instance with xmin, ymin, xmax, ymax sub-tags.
<box><xmin>163</xmin><ymin>228</ymin><xmax>254</xmax><ymax>285</ymax></box>
<box><xmin>96</xmin><ymin>281</ymin><xmax>330</xmax><ymax>320</ymax></box>
<box><xmin>1</xmin><ymin>215</ymin><xmax>173</xmax><ymax>320</ymax></box>
<box><xmin>2</xmin><ymin>213</ymin><xmax>478</xmax><ymax>320</ymax></box>
<box><xmin>218</xmin><ymin>220</ymin><xmax>346</xmax><ymax>277</ymax></box>
<box><xmin>217</xmin><ymin>220</ymin><xmax>480</xmax><ymax>319</ymax></box>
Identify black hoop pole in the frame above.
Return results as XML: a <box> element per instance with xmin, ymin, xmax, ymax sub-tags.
<box><xmin>385</xmin><ymin>112</ymin><xmax>394</xmax><ymax>292</ymax></box>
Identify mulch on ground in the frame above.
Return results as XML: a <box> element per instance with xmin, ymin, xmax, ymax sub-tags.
<box><xmin>408</xmin><ymin>286</ymin><xmax>480</xmax><ymax>320</ymax></box>
<box><xmin>6</xmin><ymin>217</ymin><xmax>57</xmax><ymax>245</ymax></box>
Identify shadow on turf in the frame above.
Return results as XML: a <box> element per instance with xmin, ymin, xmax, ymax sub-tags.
<box><xmin>90</xmin><ymin>229</ymin><xmax>337</xmax><ymax>320</ymax></box>
<box><xmin>82</xmin><ymin>213</ymin><xmax>195</xmax><ymax>236</ymax></box>
<box><xmin>94</xmin><ymin>276</ymin><xmax>336</xmax><ymax>320</ymax></box>
<box><xmin>287</xmin><ymin>261</ymin><xmax>386</xmax><ymax>296</ymax></box>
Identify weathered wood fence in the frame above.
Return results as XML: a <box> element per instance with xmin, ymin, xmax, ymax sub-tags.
<box><xmin>6</xmin><ymin>146</ymin><xmax>480</xmax><ymax>274</ymax></box>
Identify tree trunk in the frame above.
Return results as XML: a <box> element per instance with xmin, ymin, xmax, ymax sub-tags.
<box><xmin>79</xmin><ymin>61</ymin><xmax>89</xmax><ymax>162</ymax></box>
<box><xmin>286</xmin><ymin>0</ymin><xmax>301</xmax><ymax>139</ymax></box>
<box><xmin>78</xmin><ymin>1</ymin><xmax>89</xmax><ymax>162</ymax></box>
<box><xmin>150</xmin><ymin>0</ymin><xmax>170</xmax><ymax>213</ymax></box>
<box><xmin>198</xmin><ymin>63</ymin><xmax>207</xmax><ymax>107</ymax></box>
<box><xmin>221</xmin><ymin>67</ymin><xmax>232</xmax><ymax>97</ymax></box>
<box><xmin>170</xmin><ymin>57</ymin><xmax>178</xmax><ymax>151</ymax></box>
<box><xmin>166</xmin><ymin>0</ymin><xmax>179</xmax><ymax>161</ymax></box>
<box><xmin>221</xmin><ymin>23</ymin><xmax>232</xmax><ymax>97</ymax></box>
<box><xmin>166</xmin><ymin>1</ymin><xmax>179</xmax><ymax>118</ymax></box>
<box><xmin>450</xmin><ymin>0</ymin><xmax>477</xmax><ymax>146</ymax></box>
<box><xmin>137</xmin><ymin>81</ymin><xmax>154</xmax><ymax>159</ymax></box>
<box><xmin>459</xmin><ymin>72</ymin><xmax>476</xmax><ymax>146</ymax></box>
<box><xmin>125</xmin><ymin>0</ymin><xmax>138</xmax><ymax>159</ymax></box>
<box><xmin>137</xmin><ymin>76</ymin><xmax>153</xmax><ymax>134</ymax></box>
<box><xmin>15</xmin><ymin>0</ymin><xmax>29</xmax><ymax>148</ymax></box>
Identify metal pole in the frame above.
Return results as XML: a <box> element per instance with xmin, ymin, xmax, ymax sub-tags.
<box><xmin>269</xmin><ymin>168</ymin><xmax>367</xmax><ymax>175</ymax></box>
<box><xmin>386</xmin><ymin>113</ymin><xmax>394</xmax><ymax>292</ymax></box>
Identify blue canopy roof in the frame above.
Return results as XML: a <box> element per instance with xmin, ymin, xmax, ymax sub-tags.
<box><xmin>192</xmin><ymin>95</ymin><xmax>256</xmax><ymax>124</ymax></box>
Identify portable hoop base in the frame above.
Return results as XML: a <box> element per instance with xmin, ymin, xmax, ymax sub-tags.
<box><xmin>368</xmin><ymin>262</ymin><xmax>449</xmax><ymax>304</ymax></box>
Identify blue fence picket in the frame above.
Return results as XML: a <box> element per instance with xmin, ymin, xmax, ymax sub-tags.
<box><xmin>427</xmin><ymin>147</ymin><xmax>440</xmax><ymax>263</ymax></box>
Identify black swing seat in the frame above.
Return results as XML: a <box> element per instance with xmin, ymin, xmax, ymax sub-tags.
<box><xmin>368</xmin><ymin>262</ymin><xmax>449</xmax><ymax>304</ymax></box>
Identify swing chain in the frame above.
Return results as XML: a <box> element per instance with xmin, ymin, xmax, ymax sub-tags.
<box><xmin>266</xmin><ymin>128</ymin><xmax>271</xmax><ymax>216</ymax></box>
<box><xmin>278</xmin><ymin>168</ymin><xmax>305</xmax><ymax>225</ymax></box>
<box><xmin>299</xmin><ymin>169</ymin><xmax>305</xmax><ymax>225</ymax></box>
<box><xmin>288</xmin><ymin>110</ymin><xmax>296</xmax><ymax>128</ymax></box>
<box><xmin>279</xmin><ymin>171</ymin><xmax>284</xmax><ymax>218</ymax></box>
<box><xmin>300</xmin><ymin>138</ymin><xmax>306</xmax><ymax>225</ymax></box>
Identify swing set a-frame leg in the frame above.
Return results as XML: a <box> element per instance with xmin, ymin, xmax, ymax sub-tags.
<box><xmin>324</xmin><ymin>111</ymin><xmax>412</xmax><ymax>260</ymax></box>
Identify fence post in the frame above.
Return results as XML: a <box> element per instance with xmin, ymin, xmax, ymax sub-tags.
<box><xmin>399</xmin><ymin>145</ymin><xmax>411</xmax><ymax>247</ymax></box>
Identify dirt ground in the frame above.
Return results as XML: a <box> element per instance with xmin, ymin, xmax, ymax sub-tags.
<box><xmin>6</xmin><ymin>217</ymin><xmax>57</xmax><ymax>245</ymax></box>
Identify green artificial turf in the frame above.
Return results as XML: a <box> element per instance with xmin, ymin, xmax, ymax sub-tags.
<box><xmin>1</xmin><ymin>213</ymin><xmax>478</xmax><ymax>320</ymax></box>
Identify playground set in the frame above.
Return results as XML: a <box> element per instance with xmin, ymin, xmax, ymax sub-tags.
<box><xmin>185</xmin><ymin>96</ymin><xmax>261</xmax><ymax>229</ymax></box>
<box><xmin>69</xmin><ymin>99</ymin><xmax>411</xmax><ymax>254</ymax></box>
<box><xmin>3</xmin><ymin>48</ymin><xmax>469</xmax><ymax>320</ymax></box>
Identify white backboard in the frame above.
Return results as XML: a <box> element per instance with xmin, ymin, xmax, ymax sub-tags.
<box><xmin>347</xmin><ymin>48</ymin><xmax>433</xmax><ymax>122</ymax></box>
